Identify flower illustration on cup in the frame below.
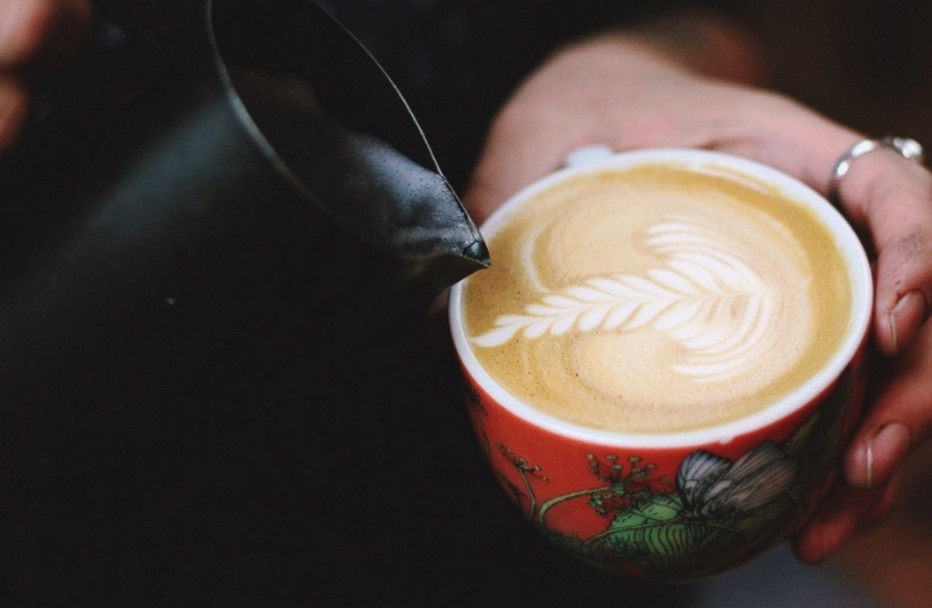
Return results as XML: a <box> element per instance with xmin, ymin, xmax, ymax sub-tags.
<box><xmin>492</xmin><ymin>439</ymin><xmax>800</xmax><ymax>576</ymax></box>
<box><xmin>677</xmin><ymin>441</ymin><xmax>799</xmax><ymax>520</ymax></box>
<box><xmin>452</xmin><ymin>150</ymin><xmax>872</xmax><ymax>578</ymax></box>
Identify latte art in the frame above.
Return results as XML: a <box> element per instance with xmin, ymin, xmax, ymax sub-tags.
<box><xmin>462</xmin><ymin>164</ymin><xmax>852</xmax><ymax>433</ymax></box>
<box><xmin>473</xmin><ymin>215</ymin><xmax>808</xmax><ymax>387</ymax></box>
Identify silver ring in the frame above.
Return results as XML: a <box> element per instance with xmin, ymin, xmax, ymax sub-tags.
<box><xmin>829</xmin><ymin>136</ymin><xmax>925</xmax><ymax>206</ymax></box>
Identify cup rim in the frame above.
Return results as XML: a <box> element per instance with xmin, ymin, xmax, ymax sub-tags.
<box><xmin>449</xmin><ymin>148</ymin><xmax>873</xmax><ymax>448</ymax></box>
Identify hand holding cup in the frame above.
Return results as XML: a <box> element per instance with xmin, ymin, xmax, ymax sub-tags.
<box><xmin>450</xmin><ymin>149</ymin><xmax>873</xmax><ymax>579</ymax></box>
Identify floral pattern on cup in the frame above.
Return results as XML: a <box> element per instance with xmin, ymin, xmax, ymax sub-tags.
<box><xmin>453</xmin><ymin>149</ymin><xmax>874</xmax><ymax>579</ymax></box>
<box><xmin>466</xmin><ymin>363</ymin><xmax>859</xmax><ymax>579</ymax></box>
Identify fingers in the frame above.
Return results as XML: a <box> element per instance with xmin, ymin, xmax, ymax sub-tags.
<box><xmin>869</xmin><ymin>169</ymin><xmax>932</xmax><ymax>356</ymax></box>
<box><xmin>0</xmin><ymin>0</ymin><xmax>93</xmax><ymax>66</ymax></box>
<box><xmin>832</xmin><ymin>147</ymin><xmax>932</xmax><ymax>355</ymax></box>
<box><xmin>0</xmin><ymin>0</ymin><xmax>92</xmax><ymax>150</ymax></box>
<box><xmin>820</xmin><ymin>139</ymin><xmax>932</xmax><ymax>496</ymax></box>
<box><xmin>792</xmin><ymin>477</ymin><xmax>896</xmax><ymax>564</ymax></box>
<box><xmin>790</xmin><ymin>141</ymin><xmax>932</xmax><ymax>565</ymax></box>
<box><xmin>844</xmin><ymin>318</ymin><xmax>932</xmax><ymax>491</ymax></box>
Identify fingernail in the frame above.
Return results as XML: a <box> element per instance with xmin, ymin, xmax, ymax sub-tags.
<box><xmin>889</xmin><ymin>290</ymin><xmax>928</xmax><ymax>354</ymax></box>
<box><xmin>862</xmin><ymin>423</ymin><xmax>911</xmax><ymax>489</ymax></box>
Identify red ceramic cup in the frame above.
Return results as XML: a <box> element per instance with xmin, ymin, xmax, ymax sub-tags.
<box><xmin>448</xmin><ymin>149</ymin><xmax>873</xmax><ymax>580</ymax></box>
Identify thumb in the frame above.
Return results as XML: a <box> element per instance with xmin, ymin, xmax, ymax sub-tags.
<box><xmin>463</xmin><ymin>106</ymin><xmax>579</xmax><ymax>224</ymax></box>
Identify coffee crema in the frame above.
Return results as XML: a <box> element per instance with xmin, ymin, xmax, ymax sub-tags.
<box><xmin>461</xmin><ymin>163</ymin><xmax>853</xmax><ymax>433</ymax></box>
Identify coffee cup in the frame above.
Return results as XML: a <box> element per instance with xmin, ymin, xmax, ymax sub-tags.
<box><xmin>448</xmin><ymin>148</ymin><xmax>873</xmax><ymax>580</ymax></box>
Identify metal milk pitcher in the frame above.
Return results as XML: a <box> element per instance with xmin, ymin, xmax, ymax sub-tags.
<box><xmin>0</xmin><ymin>0</ymin><xmax>489</xmax><ymax>512</ymax></box>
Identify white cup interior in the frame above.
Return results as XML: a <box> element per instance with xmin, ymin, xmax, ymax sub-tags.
<box><xmin>449</xmin><ymin>148</ymin><xmax>873</xmax><ymax>448</ymax></box>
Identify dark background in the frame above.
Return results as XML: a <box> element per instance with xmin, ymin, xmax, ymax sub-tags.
<box><xmin>0</xmin><ymin>0</ymin><xmax>930</xmax><ymax>606</ymax></box>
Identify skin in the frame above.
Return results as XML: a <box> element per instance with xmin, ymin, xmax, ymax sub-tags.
<box><xmin>465</xmin><ymin>15</ymin><xmax>932</xmax><ymax>565</ymax></box>
<box><xmin>3</xmin><ymin>0</ymin><xmax>930</xmax><ymax>567</ymax></box>
<box><xmin>0</xmin><ymin>0</ymin><xmax>92</xmax><ymax>149</ymax></box>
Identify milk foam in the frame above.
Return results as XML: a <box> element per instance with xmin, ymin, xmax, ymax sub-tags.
<box><xmin>462</xmin><ymin>165</ymin><xmax>851</xmax><ymax>433</ymax></box>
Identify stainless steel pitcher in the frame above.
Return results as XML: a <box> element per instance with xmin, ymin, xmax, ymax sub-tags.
<box><xmin>0</xmin><ymin>0</ymin><xmax>488</xmax><ymax>508</ymax></box>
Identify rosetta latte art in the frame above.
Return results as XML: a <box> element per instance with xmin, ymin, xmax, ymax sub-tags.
<box><xmin>472</xmin><ymin>216</ymin><xmax>806</xmax><ymax>385</ymax></box>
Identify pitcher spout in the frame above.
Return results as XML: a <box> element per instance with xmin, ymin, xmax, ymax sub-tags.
<box><xmin>463</xmin><ymin>236</ymin><xmax>491</xmax><ymax>268</ymax></box>
<box><xmin>213</xmin><ymin>0</ymin><xmax>491</xmax><ymax>292</ymax></box>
